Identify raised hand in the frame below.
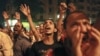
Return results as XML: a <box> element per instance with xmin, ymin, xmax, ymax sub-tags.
<box><xmin>59</xmin><ymin>2</ymin><xmax>67</xmax><ymax>14</ymax></box>
<box><xmin>20</xmin><ymin>4</ymin><xmax>30</xmax><ymax>16</ymax></box>
<box><xmin>89</xmin><ymin>27</ymin><xmax>100</xmax><ymax>46</ymax></box>
<box><xmin>86</xmin><ymin>26</ymin><xmax>100</xmax><ymax>56</ymax></box>
<box><xmin>57</xmin><ymin>2</ymin><xmax>67</xmax><ymax>36</ymax></box>
<box><xmin>2</xmin><ymin>11</ymin><xmax>9</xmax><ymax>20</ymax></box>
<box><xmin>68</xmin><ymin>3</ymin><xmax>77</xmax><ymax>12</ymax></box>
<box><xmin>20</xmin><ymin>4</ymin><xmax>41</xmax><ymax>41</ymax></box>
<box><xmin>13</xmin><ymin>12</ymin><xmax>20</xmax><ymax>20</ymax></box>
<box><xmin>71</xmin><ymin>27</ymin><xmax>83</xmax><ymax>56</ymax></box>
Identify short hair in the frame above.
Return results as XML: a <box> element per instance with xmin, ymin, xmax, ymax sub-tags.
<box><xmin>0</xmin><ymin>24</ymin><xmax>4</xmax><ymax>29</ymax></box>
<box><xmin>43</xmin><ymin>19</ymin><xmax>57</xmax><ymax>28</ymax></box>
<box><xmin>63</xmin><ymin>11</ymin><xmax>89</xmax><ymax>29</ymax></box>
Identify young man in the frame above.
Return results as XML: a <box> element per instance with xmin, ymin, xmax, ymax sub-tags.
<box><xmin>63</xmin><ymin>11</ymin><xmax>100</xmax><ymax>56</ymax></box>
<box><xmin>20</xmin><ymin>4</ymin><xmax>65</xmax><ymax>56</ymax></box>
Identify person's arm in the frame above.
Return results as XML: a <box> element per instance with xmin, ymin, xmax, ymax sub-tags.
<box><xmin>57</xmin><ymin>2</ymin><xmax>67</xmax><ymax>33</ymax></box>
<box><xmin>86</xmin><ymin>25</ymin><xmax>100</xmax><ymax>56</ymax></box>
<box><xmin>68</xmin><ymin>3</ymin><xmax>77</xmax><ymax>12</ymax></box>
<box><xmin>2</xmin><ymin>11</ymin><xmax>10</xmax><ymax>30</ymax></box>
<box><xmin>71</xmin><ymin>27</ymin><xmax>83</xmax><ymax>56</ymax></box>
<box><xmin>20</xmin><ymin>4</ymin><xmax>40</xmax><ymax>41</ymax></box>
<box><xmin>57</xmin><ymin>2</ymin><xmax>77</xmax><ymax>32</ymax></box>
<box><xmin>57</xmin><ymin>2</ymin><xmax>67</xmax><ymax>41</ymax></box>
<box><xmin>2</xmin><ymin>11</ymin><xmax>14</xmax><ymax>40</ymax></box>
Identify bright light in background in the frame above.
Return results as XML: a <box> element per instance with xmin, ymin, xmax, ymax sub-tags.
<box><xmin>89</xmin><ymin>17</ymin><xmax>95</xmax><ymax>24</ymax></box>
<box><xmin>22</xmin><ymin>22</ymin><xmax>30</xmax><ymax>31</ymax></box>
<box><xmin>5</xmin><ymin>19</ymin><xmax>17</xmax><ymax>31</ymax></box>
<box><xmin>49</xmin><ymin>18</ymin><xmax>52</xmax><ymax>19</ymax></box>
<box><xmin>5</xmin><ymin>19</ymin><xmax>17</xmax><ymax>26</ymax></box>
<box><xmin>57</xmin><ymin>14</ymin><xmax>60</xmax><ymax>18</ymax></box>
<box><xmin>4</xmin><ymin>20</ymin><xmax>30</xmax><ymax>31</ymax></box>
<box><xmin>4</xmin><ymin>19</ymin><xmax>38</xmax><ymax>31</ymax></box>
<box><xmin>57</xmin><ymin>14</ymin><xmax>65</xmax><ymax>19</ymax></box>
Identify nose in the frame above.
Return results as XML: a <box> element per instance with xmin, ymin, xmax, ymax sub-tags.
<box><xmin>80</xmin><ymin>24</ymin><xmax>87</xmax><ymax>33</ymax></box>
<box><xmin>45</xmin><ymin>22</ymin><xmax>50</xmax><ymax>26</ymax></box>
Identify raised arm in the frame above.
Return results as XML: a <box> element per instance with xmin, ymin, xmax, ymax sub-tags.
<box><xmin>68</xmin><ymin>3</ymin><xmax>77</xmax><ymax>12</ymax></box>
<box><xmin>2</xmin><ymin>11</ymin><xmax>14</xmax><ymax>40</ymax></box>
<box><xmin>2</xmin><ymin>11</ymin><xmax>10</xmax><ymax>30</ymax></box>
<box><xmin>20</xmin><ymin>4</ymin><xmax>40</xmax><ymax>41</ymax></box>
<box><xmin>57</xmin><ymin>2</ymin><xmax>67</xmax><ymax>41</ymax></box>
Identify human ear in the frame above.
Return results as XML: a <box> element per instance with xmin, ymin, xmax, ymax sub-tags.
<box><xmin>54</xmin><ymin>28</ymin><xmax>57</xmax><ymax>32</ymax></box>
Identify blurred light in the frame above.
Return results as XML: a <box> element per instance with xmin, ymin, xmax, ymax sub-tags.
<box><xmin>57</xmin><ymin>14</ymin><xmax>65</xmax><ymax>19</ymax></box>
<box><xmin>49</xmin><ymin>18</ymin><xmax>52</xmax><ymax>19</ymax></box>
<box><xmin>4</xmin><ymin>19</ymin><xmax>17</xmax><ymax>31</ymax></box>
<box><xmin>5</xmin><ymin>19</ymin><xmax>17</xmax><ymax>26</ymax></box>
<box><xmin>22</xmin><ymin>22</ymin><xmax>30</xmax><ymax>31</ymax></box>
<box><xmin>57</xmin><ymin>14</ymin><xmax>60</xmax><ymax>18</ymax></box>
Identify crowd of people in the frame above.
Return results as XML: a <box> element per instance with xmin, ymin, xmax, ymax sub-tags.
<box><xmin>0</xmin><ymin>2</ymin><xmax>100</xmax><ymax>56</ymax></box>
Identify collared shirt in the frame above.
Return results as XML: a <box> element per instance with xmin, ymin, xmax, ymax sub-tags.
<box><xmin>13</xmin><ymin>35</ymin><xmax>31</xmax><ymax>56</ymax></box>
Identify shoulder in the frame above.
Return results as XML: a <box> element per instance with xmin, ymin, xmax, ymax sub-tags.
<box><xmin>0</xmin><ymin>32</ymin><xmax>13</xmax><ymax>51</ymax></box>
<box><xmin>0</xmin><ymin>32</ymin><xmax>12</xmax><ymax>43</ymax></box>
<box><xmin>19</xmin><ymin>36</ymin><xmax>31</xmax><ymax>46</ymax></box>
<box><xmin>0</xmin><ymin>32</ymin><xmax>7</xmax><ymax>37</ymax></box>
<box><xmin>19</xmin><ymin>36</ymin><xmax>30</xmax><ymax>43</ymax></box>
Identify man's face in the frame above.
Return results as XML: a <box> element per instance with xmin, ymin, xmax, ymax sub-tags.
<box><xmin>43</xmin><ymin>20</ymin><xmax>56</xmax><ymax>35</ymax></box>
<box><xmin>13</xmin><ymin>22</ymin><xmax>22</xmax><ymax>34</ymax></box>
<box><xmin>65</xmin><ymin>13</ymin><xmax>90</xmax><ymax>39</ymax></box>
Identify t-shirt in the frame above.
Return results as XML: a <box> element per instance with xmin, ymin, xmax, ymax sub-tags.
<box><xmin>63</xmin><ymin>38</ymin><xmax>74</xmax><ymax>56</ymax></box>
<box><xmin>28</xmin><ymin>41</ymin><xmax>66</xmax><ymax>56</ymax></box>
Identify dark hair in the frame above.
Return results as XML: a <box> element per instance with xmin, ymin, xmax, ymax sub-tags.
<box><xmin>0</xmin><ymin>24</ymin><xmax>4</xmax><ymax>29</ymax></box>
<box><xmin>44</xmin><ymin>19</ymin><xmax>58</xmax><ymax>42</ymax></box>
<box><xmin>63</xmin><ymin>11</ymin><xmax>89</xmax><ymax>29</ymax></box>
<box><xmin>44</xmin><ymin>19</ymin><xmax>57</xmax><ymax>28</ymax></box>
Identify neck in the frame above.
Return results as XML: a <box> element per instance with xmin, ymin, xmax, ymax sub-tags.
<box><xmin>43</xmin><ymin>34</ymin><xmax>54</xmax><ymax>45</ymax></box>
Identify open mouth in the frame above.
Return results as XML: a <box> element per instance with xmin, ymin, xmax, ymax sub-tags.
<box><xmin>83</xmin><ymin>36</ymin><xmax>88</xmax><ymax>41</ymax></box>
<box><xmin>82</xmin><ymin>33</ymin><xmax>89</xmax><ymax>42</ymax></box>
<box><xmin>14</xmin><ymin>29</ymin><xmax>17</xmax><ymax>31</ymax></box>
<box><xmin>14</xmin><ymin>29</ymin><xmax>19</xmax><ymax>32</ymax></box>
<box><xmin>45</xmin><ymin>27</ymin><xmax>51</xmax><ymax>30</ymax></box>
